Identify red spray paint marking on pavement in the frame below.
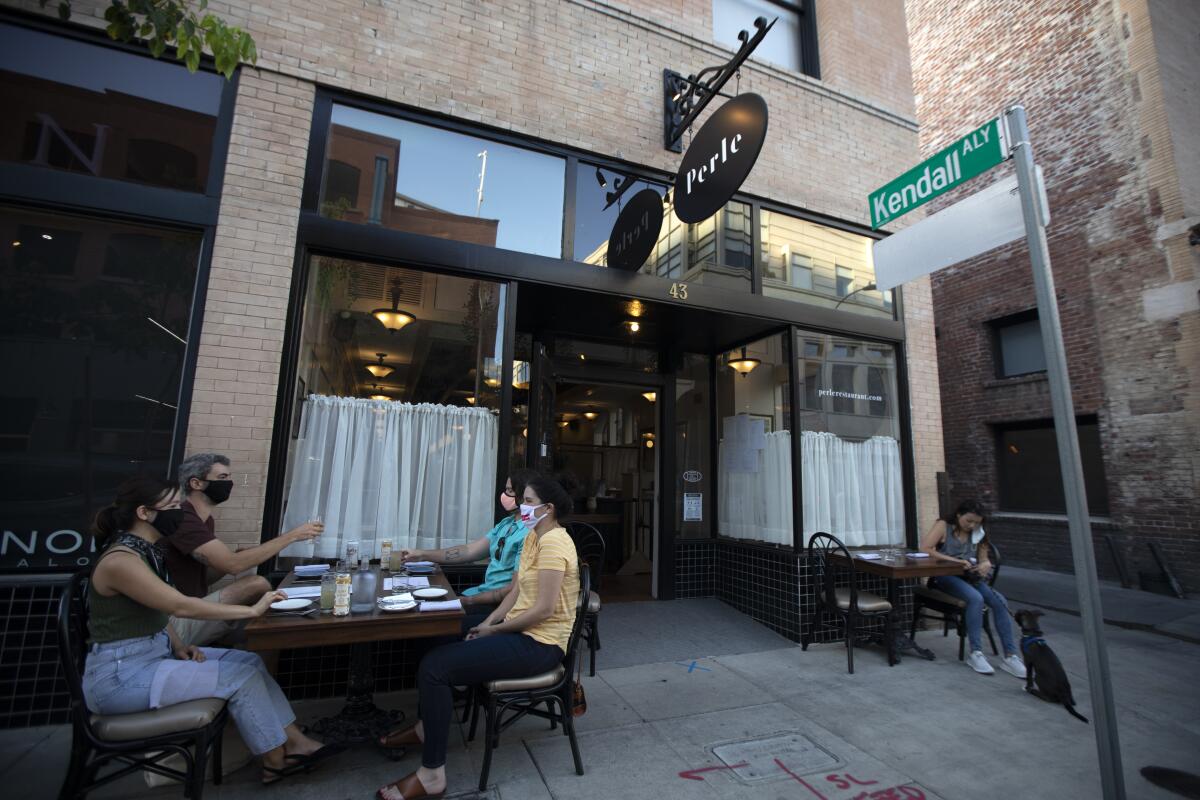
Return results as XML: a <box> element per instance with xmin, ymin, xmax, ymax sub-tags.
<box><xmin>775</xmin><ymin>758</ymin><xmax>830</xmax><ymax>800</ymax></box>
<box><xmin>677</xmin><ymin>762</ymin><xmax>749</xmax><ymax>781</ymax></box>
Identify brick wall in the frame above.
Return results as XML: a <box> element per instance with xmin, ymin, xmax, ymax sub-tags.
<box><xmin>906</xmin><ymin>0</ymin><xmax>1200</xmax><ymax>589</ymax></box>
<box><xmin>183</xmin><ymin>71</ymin><xmax>314</xmax><ymax>547</ymax></box>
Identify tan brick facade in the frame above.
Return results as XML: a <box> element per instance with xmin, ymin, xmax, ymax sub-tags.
<box><xmin>13</xmin><ymin>0</ymin><xmax>943</xmax><ymax>549</ymax></box>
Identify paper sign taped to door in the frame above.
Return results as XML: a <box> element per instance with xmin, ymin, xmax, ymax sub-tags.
<box><xmin>684</xmin><ymin>493</ymin><xmax>703</xmax><ymax>522</ymax></box>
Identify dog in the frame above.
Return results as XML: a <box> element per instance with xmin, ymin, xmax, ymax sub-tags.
<box><xmin>1012</xmin><ymin>609</ymin><xmax>1089</xmax><ymax>723</ymax></box>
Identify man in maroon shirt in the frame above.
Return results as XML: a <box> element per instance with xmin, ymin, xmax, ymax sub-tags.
<box><xmin>165</xmin><ymin>453</ymin><xmax>323</xmax><ymax>646</ymax></box>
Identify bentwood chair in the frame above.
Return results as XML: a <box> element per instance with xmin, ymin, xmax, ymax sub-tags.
<box><xmin>565</xmin><ymin>521</ymin><xmax>606</xmax><ymax>676</ymax></box>
<box><xmin>800</xmin><ymin>532</ymin><xmax>895</xmax><ymax>674</ymax></box>
<box><xmin>56</xmin><ymin>571</ymin><xmax>228</xmax><ymax>800</ymax></box>
<box><xmin>910</xmin><ymin>542</ymin><xmax>1002</xmax><ymax>661</ymax></box>
<box><xmin>468</xmin><ymin>565</ymin><xmax>590</xmax><ymax>791</ymax></box>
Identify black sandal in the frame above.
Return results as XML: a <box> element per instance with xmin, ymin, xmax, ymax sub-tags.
<box><xmin>285</xmin><ymin>742</ymin><xmax>347</xmax><ymax>769</ymax></box>
<box><xmin>262</xmin><ymin>761</ymin><xmax>308</xmax><ymax>786</ymax></box>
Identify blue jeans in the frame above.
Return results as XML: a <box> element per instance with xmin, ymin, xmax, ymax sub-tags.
<box><xmin>416</xmin><ymin>633</ymin><xmax>562</xmax><ymax>769</ymax></box>
<box><xmin>931</xmin><ymin>575</ymin><xmax>1018</xmax><ymax>656</ymax></box>
<box><xmin>82</xmin><ymin>630</ymin><xmax>295</xmax><ymax>755</ymax></box>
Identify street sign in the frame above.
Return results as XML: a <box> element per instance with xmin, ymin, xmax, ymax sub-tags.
<box><xmin>872</xmin><ymin>167</ymin><xmax>1048</xmax><ymax>292</ymax></box>
<box><xmin>869</xmin><ymin>116</ymin><xmax>1009</xmax><ymax>228</ymax></box>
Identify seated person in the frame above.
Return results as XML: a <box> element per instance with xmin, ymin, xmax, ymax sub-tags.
<box><xmin>377</xmin><ymin>472</ymin><xmax>582</xmax><ymax>800</ymax></box>
<box><xmin>399</xmin><ymin>468</ymin><xmax>537</xmax><ymax>631</ymax></box>
<box><xmin>161</xmin><ymin>453</ymin><xmax>323</xmax><ymax>647</ymax></box>
<box><xmin>921</xmin><ymin>499</ymin><xmax>1026</xmax><ymax>678</ymax></box>
<box><xmin>84</xmin><ymin>475</ymin><xmax>343</xmax><ymax>786</ymax></box>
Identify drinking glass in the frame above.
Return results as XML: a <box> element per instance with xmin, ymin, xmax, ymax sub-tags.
<box><xmin>345</xmin><ymin>540</ymin><xmax>360</xmax><ymax>567</ymax></box>
<box><xmin>319</xmin><ymin>572</ymin><xmax>336</xmax><ymax>612</ymax></box>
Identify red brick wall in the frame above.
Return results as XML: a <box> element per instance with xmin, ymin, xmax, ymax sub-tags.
<box><xmin>906</xmin><ymin>0</ymin><xmax>1200</xmax><ymax>590</ymax></box>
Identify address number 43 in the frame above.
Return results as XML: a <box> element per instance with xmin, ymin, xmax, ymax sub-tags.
<box><xmin>668</xmin><ymin>282</ymin><xmax>689</xmax><ymax>301</ymax></box>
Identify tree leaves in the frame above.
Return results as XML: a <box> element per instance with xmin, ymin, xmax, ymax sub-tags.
<box><xmin>56</xmin><ymin>0</ymin><xmax>256</xmax><ymax>79</ymax></box>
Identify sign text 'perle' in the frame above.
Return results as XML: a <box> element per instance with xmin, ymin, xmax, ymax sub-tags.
<box><xmin>673</xmin><ymin>93</ymin><xmax>768</xmax><ymax>224</ymax></box>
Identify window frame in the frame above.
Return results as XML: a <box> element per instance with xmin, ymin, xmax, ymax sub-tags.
<box><xmin>990</xmin><ymin>308</ymin><xmax>1046</xmax><ymax>379</ymax></box>
<box><xmin>712</xmin><ymin>0</ymin><xmax>820</xmax><ymax>79</ymax></box>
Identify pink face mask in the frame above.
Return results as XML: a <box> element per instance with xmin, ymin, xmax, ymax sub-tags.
<box><xmin>499</xmin><ymin>491</ymin><xmax>518</xmax><ymax>512</ymax></box>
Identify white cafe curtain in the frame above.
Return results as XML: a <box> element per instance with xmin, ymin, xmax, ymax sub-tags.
<box><xmin>280</xmin><ymin>396</ymin><xmax>498</xmax><ymax>559</ymax></box>
<box><xmin>718</xmin><ymin>430</ymin><xmax>794</xmax><ymax>545</ymax></box>
<box><xmin>801</xmin><ymin>431</ymin><xmax>903</xmax><ymax>548</ymax></box>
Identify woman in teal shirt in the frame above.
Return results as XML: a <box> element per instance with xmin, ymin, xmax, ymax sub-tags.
<box><xmin>400</xmin><ymin>468</ymin><xmax>536</xmax><ymax>627</ymax></box>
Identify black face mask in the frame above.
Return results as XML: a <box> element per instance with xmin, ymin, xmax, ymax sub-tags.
<box><xmin>202</xmin><ymin>479</ymin><xmax>234</xmax><ymax>505</ymax></box>
<box><xmin>152</xmin><ymin>508</ymin><xmax>185</xmax><ymax>537</ymax></box>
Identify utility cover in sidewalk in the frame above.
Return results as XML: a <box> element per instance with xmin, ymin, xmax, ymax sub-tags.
<box><xmin>711</xmin><ymin>731</ymin><xmax>842</xmax><ymax>783</ymax></box>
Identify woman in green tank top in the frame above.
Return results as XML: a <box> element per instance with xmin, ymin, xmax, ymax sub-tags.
<box><xmin>84</xmin><ymin>475</ymin><xmax>343</xmax><ymax>785</ymax></box>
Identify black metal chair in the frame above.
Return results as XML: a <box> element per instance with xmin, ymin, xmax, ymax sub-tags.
<box><xmin>800</xmin><ymin>532</ymin><xmax>895</xmax><ymax>674</ymax></box>
<box><xmin>56</xmin><ymin>570</ymin><xmax>228</xmax><ymax>800</ymax></box>
<box><xmin>910</xmin><ymin>542</ymin><xmax>1003</xmax><ymax>661</ymax></box>
<box><xmin>468</xmin><ymin>564</ymin><xmax>590</xmax><ymax>791</ymax></box>
<box><xmin>565</xmin><ymin>521</ymin><xmax>605</xmax><ymax>676</ymax></box>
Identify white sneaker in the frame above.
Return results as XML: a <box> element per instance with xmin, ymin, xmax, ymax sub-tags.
<box><xmin>966</xmin><ymin>650</ymin><xmax>994</xmax><ymax>674</ymax></box>
<box><xmin>1000</xmin><ymin>654</ymin><xmax>1027</xmax><ymax>679</ymax></box>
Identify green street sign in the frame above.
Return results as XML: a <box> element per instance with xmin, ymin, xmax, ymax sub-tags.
<box><xmin>869</xmin><ymin>116</ymin><xmax>1010</xmax><ymax>228</ymax></box>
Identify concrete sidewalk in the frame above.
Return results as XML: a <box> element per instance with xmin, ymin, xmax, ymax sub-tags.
<box><xmin>2</xmin><ymin>596</ymin><xmax>1197</xmax><ymax>800</ymax></box>
<box><xmin>1001</xmin><ymin>564</ymin><xmax>1200</xmax><ymax>643</ymax></box>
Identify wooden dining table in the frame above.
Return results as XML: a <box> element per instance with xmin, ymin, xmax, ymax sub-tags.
<box><xmin>827</xmin><ymin>550</ymin><xmax>966</xmax><ymax>663</ymax></box>
<box><xmin>246</xmin><ymin>566</ymin><xmax>464</xmax><ymax>744</ymax></box>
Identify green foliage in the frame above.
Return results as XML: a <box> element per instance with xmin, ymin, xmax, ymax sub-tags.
<box><xmin>46</xmin><ymin>0</ymin><xmax>257</xmax><ymax>79</ymax></box>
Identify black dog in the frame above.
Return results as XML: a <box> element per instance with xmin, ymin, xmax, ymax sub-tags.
<box><xmin>1013</xmin><ymin>609</ymin><xmax>1089</xmax><ymax>723</ymax></box>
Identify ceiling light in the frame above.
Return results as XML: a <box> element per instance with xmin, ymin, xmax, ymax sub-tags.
<box><xmin>579</xmin><ymin>353</ymin><xmax>586</xmax><ymax>361</ymax></box>
<box><xmin>522</xmin><ymin>427</ymin><xmax>528</xmax><ymax>438</ymax></box>
<box><xmin>727</xmin><ymin>346</ymin><xmax>761</xmax><ymax>377</ymax></box>
<box><xmin>641</xmin><ymin>431</ymin><xmax>655</xmax><ymax>440</ymax></box>
<box><xmin>645</xmin><ymin>439</ymin><xmax>654</xmax><ymax>448</ymax></box>
<box><xmin>466</xmin><ymin>396</ymin><xmax>476</xmax><ymax>405</ymax></box>
<box><xmin>642</xmin><ymin>391</ymin><xmax>657</xmax><ymax>403</ymax></box>
<box><xmin>595</xmin><ymin>168</ymin><xmax>608</xmax><ymax>189</ymax></box>
<box><xmin>369</xmin><ymin>394</ymin><xmax>390</xmax><ymax>401</ymax></box>
<box><xmin>624</xmin><ymin>320</ymin><xmax>641</xmax><ymax>334</ymax></box>
<box><xmin>365</xmin><ymin>353</ymin><xmax>394</xmax><ymax>378</ymax></box>
<box><xmin>41</xmin><ymin>233</ymin><xmax>53</xmax><ymax>240</ymax></box>
<box><xmin>625</xmin><ymin>299</ymin><xmax>646</xmax><ymax>318</ymax></box>
<box><xmin>372</xmin><ymin>278</ymin><xmax>416</xmax><ymax>332</ymax></box>
<box><xmin>11</xmin><ymin>241</ymin><xmax>20</xmax><ymax>247</ymax></box>
<box><xmin>583</xmin><ymin>411</ymin><xmax>599</xmax><ymax>421</ymax></box>
<box><xmin>558</xmin><ymin>419</ymin><xmax>569</xmax><ymax>428</ymax></box>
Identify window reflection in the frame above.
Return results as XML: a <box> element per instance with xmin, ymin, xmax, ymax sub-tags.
<box><xmin>574</xmin><ymin>163</ymin><xmax>751</xmax><ymax>291</ymax></box>
<box><xmin>0</xmin><ymin>207</ymin><xmax>201</xmax><ymax>569</ymax></box>
<box><xmin>320</xmin><ymin>106</ymin><xmax>565</xmax><ymax>258</ymax></box>
<box><xmin>761</xmin><ymin>210</ymin><xmax>893</xmax><ymax>318</ymax></box>
<box><xmin>0</xmin><ymin>23</ymin><xmax>221</xmax><ymax>192</ymax></box>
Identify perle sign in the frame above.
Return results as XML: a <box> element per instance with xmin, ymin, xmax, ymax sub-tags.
<box><xmin>672</xmin><ymin>93</ymin><xmax>768</xmax><ymax>224</ymax></box>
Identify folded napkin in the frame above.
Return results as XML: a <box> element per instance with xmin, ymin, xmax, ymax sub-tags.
<box><xmin>857</xmin><ymin>553</ymin><xmax>882</xmax><ymax>560</ymax></box>
<box><xmin>281</xmin><ymin>585</ymin><xmax>322</xmax><ymax>598</ymax></box>
<box><xmin>419</xmin><ymin>599</ymin><xmax>462</xmax><ymax>612</ymax></box>
<box><xmin>907</xmin><ymin>552</ymin><xmax>930</xmax><ymax>558</ymax></box>
<box><xmin>383</xmin><ymin>577</ymin><xmax>430</xmax><ymax>590</ymax></box>
<box><xmin>404</xmin><ymin>561</ymin><xmax>435</xmax><ymax>568</ymax></box>
<box><xmin>294</xmin><ymin>564</ymin><xmax>330</xmax><ymax>575</ymax></box>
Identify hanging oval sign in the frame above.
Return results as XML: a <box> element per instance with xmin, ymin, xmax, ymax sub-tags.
<box><xmin>607</xmin><ymin>188</ymin><xmax>664</xmax><ymax>272</ymax></box>
<box><xmin>683</xmin><ymin>470</ymin><xmax>702</xmax><ymax>483</ymax></box>
<box><xmin>673</xmin><ymin>93</ymin><xmax>768</xmax><ymax>224</ymax></box>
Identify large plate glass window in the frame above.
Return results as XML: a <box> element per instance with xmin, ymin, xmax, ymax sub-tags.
<box><xmin>797</xmin><ymin>331</ymin><xmax>903</xmax><ymax>547</ymax></box>
<box><xmin>277</xmin><ymin>256</ymin><xmax>505</xmax><ymax>562</ymax></box>
<box><xmin>676</xmin><ymin>354</ymin><xmax>712</xmax><ymax>539</ymax></box>
<box><xmin>761</xmin><ymin>210</ymin><xmax>893</xmax><ymax>318</ymax></box>
<box><xmin>716</xmin><ymin>333</ymin><xmax>791</xmax><ymax>545</ymax></box>
<box><xmin>0</xmin><ymin>23</ymin><xmax>223</xmax><ymax>192</ymax></box>
<box><xmin>0</xmin><ymin>207</ymin><xmax>201</xmax><ymax>570</ymax></box>
<box><xmin>575</xmin><ymin>163</ymin><xmax>752</xmax><ymax>292</ymax></box>
<box><xmin>320</xmin><ymin>105</ymin><xmax>565</xmax><ymax>258</ymax></box>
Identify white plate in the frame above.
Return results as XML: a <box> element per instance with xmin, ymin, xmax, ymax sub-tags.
<box><xmin>378</xmin><ymin>598</ymin><xmax>417</xmax><ymax>612</ymax></box>
<box><xmin>270</xmin><ymin>598</ymin><xmax>312</xmax><ymax>611</ymax></box>
<box><xmin>413</xmin><ymin>587</ymin><xmax>448</xmax><ymax>600</ymax></box>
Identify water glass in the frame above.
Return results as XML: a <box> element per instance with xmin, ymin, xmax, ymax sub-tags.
<box><xmin>319</xmin><ymin>572</ymin><xmax>336</xmax><ymax>612</ymax></box>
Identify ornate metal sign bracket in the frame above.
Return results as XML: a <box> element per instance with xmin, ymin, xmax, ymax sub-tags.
<box><xmin>663</xmin><ymin>16</ymin><xmax>776</xmax><ymax>153</ymax></box>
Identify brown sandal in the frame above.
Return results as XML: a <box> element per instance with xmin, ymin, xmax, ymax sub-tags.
<box><xmin>376</xmin><ymin>771</ymin><xmax>445</xmax><ymax>800</ymax></box>
<box><xmin>378</xmin><ymin>723</ymin><xmax>421</xmax><ymax>750</ymax></box>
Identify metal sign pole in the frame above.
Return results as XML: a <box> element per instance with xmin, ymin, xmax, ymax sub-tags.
<box><xmin>1005</xmin><ymin>104</ymin><xmax>1125</xmax><ymax>800</ymax></box>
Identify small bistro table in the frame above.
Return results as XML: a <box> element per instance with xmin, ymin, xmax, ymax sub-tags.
<box><xmin>826</xmin><ymin>551</ymin><xmax>965</xmax><ymax>663</ymax></box>
<box><xmin>246</xmin><ymin>566</ymin><xmax>464</xmax><ymax>744</ymax></box>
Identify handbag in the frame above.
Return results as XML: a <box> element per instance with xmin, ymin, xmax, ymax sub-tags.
<box><xmin>571</xmin><ymin>652</ymin><xmax>587</xmax><ymax>717</ymax></box>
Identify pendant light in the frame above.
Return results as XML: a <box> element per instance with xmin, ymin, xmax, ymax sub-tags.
<box><xmin>727</xmin><ymin>346</ymin><xmax>761</xmax><ymax>377</ymax></box>
<box><xmin>367</xmin><ymin>383</ymin><xmax>390</xmax><ymax>401</ymax></box>
<box><xmin>642</xmin><ymin>391</ymin><xmax>657</xmax><ymax>403</ymax></box>
<box><xmin>372</xmin><ymin>279</ymin><xmax>416</xmax><ymax>332</ymax></box>
<box><xmin>365</xmin><ymin>353</ymin><xmax>394</xmax><ymax>378</ymax></box>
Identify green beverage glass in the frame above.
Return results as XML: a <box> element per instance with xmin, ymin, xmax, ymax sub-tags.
<box><xmin>319</xmin><ymin>572</ymin><xmax>336</xmax><ymax>612</ymax></box>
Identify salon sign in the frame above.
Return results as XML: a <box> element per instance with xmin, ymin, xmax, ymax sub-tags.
<box><xmin>672</xmin><ymin>93</ymin><xmax>769</xmax><ymax>224</ymax></box>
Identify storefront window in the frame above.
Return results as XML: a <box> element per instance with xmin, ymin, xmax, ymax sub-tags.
<box><xmin>0</xmin><ymin>23</ymin><xmax>222</xmax><ymax>192</ymax></box>
<box><xmin>0</xmin><ymin>207</ymin><xmax>201</xmax><ymax>570</ymax></box>
<box><xmin>761</xmin><ymin>210</ymin><xmax>893</xmax><ymax>318</ymax></box>
<box><xmin>797</xmin><ymin>331</ymin><xmax>903</xmax><ymax>547</ymax></box>
<box><xmin>573</xmin><ymin>162</ymin><xmax>752</xmax><ymax>292</ymax></box>
<box><xmin>676</xmin><ymin>354</ymin><xmax>712</xmax><ymax>538</ymax></box>
<box><xmin>320</xmin><ymin>105</ymin><xmax>565</xmax><ymax>258</ymax></box>
<box><xmin>278</xmin><ymin>256</ymin><xmax>503</xmax><ymax>560</ymax></box>
<box><xmin>716</xmin><ymin>334</ymin><xmax>792</xmax><ymax>545</ymax></box>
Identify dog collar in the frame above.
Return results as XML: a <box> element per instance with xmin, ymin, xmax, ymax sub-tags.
<box><xmin>1021</xmin><ymin>634</ymin><xmax>1045</xmax><ymax>647</ymax></box>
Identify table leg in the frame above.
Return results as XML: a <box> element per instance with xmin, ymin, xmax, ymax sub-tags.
<box><xmin>308</xmin><ymin>641</ymin><xmax>406</xmax><ymax>747</ymax></box>
<box><xmin>890</xmin><ymin>578</ymin><xmax>936</xmax><ymax>662</ymax></box>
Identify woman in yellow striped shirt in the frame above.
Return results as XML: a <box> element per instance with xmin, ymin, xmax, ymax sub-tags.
<box><xmin>377</xmin><ymin>472</ymin><xmax>580</xmax><ymax>800</ymax></box>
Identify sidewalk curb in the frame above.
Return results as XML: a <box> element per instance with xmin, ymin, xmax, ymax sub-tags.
<box><xmin>1006</xmin><ymin>595</ymin><xmax>1200</xmax><ymax>647</ymax></box>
